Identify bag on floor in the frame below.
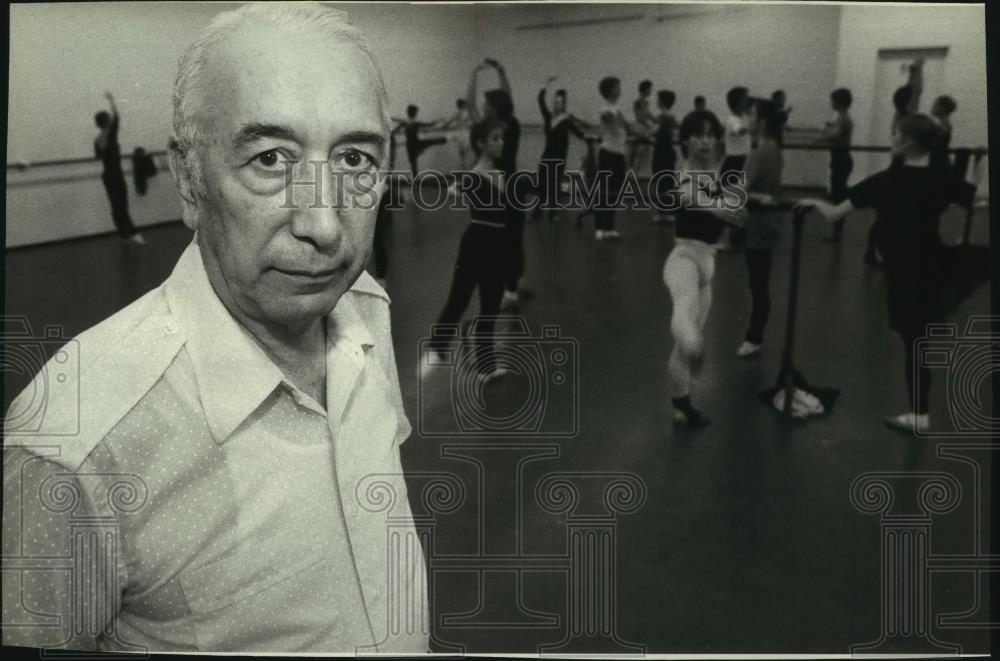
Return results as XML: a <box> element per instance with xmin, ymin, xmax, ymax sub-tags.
<box><xmin>758</xmin><ymin>366</ymin><xmax>839</xmax><ymax>418</ymax></box>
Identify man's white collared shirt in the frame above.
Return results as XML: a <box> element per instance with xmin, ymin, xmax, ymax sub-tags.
<box><xmin>3</xmin><ymin>242</ymin><xmax>428</xmax><ymax>653</ymax></box>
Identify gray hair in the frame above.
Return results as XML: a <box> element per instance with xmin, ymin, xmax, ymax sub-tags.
<box><xmin>171</xmin><ymin>2</ymin><xmax>390</xmax><ymax>193</ymax></box>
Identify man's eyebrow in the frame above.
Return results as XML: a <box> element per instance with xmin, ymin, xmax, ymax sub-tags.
<box><xmin>338</xmin><ymin>130</ymin><xmax>388</xmax><ymax>148</ymax></box>
<box><xmin>232</xmin><ymin>123</ymin><xmax>298</xmax><ymax>149</ymax></box>
<box><xmin>232</xmin><ymin>126</ymin><xmax>387</xmax><ymax>152</ymax></box>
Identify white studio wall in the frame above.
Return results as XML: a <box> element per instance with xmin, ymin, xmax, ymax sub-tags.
<box><xmin>834</xmin><ymin>3</ymin><xmax>989</xmax><ymax>184</ymax></box>
<box><xmin>5</xmin><ymin>1</ymin><xmax>478</xmax><ymax>248</ymax></box>
<box><xmin>469</xmin><ymin>2</ymin><xmax>843</xmax><ymax>187</ymax></box>
<box><xmin>5</xmin><ymin>2</ymin><xmax>990</xmax><ymax>248</ymax></box>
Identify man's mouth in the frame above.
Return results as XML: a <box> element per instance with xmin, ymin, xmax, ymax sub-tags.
<box><xmin>272</xmin><ymin>266</ymin><xmax>340</xmax><ymax>280</ymax></box>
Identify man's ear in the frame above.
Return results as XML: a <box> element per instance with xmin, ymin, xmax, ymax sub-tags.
<box><xmin>168</xmin><ymin>139</ymin><xmax>200</xmax><ymax>231</ymax></box>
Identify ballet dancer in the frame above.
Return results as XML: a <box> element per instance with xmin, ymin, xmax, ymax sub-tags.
<box><xmin>94</xmin><ymin>92</ymin><xmax>145</xmax><ymax>245</ymax></box>
<box><xmin>420</xmin><ymin>118</ymin><xmax>515</xmax><ymax>383</ymax></box>
<box><xmin>595</xmin><ymin>76</ymin><xmax>644</xmax><ymax>241</ymax></box>
<box><xmin>398</xmin><ymin>104</ymin><xmax>447</xmax><ymax>180</ymax></box>
<box><xmin>736</xmin><ymin>98</ymin><xmax>785</xmax><ymax>358</ymax></box>
<box><xmin>818</xmin><ymin>88</ymin><xmax>854</xmax><ymax>242</ymax></box>
<box><xmin>444</xmin><ymin>98</ymin><xmax>474</xmax><ymax>169</ymax></box>
<box><xmin>664</xmin><ymin>110</ymin><xmax>747</xmax><ymax>428</ymax></box>
<box><xmin>465</xmin><ymin>58</ymin><xmax>526</xmax><ymax>309</ymax></box>
<box><xmin>651</xmin><ymin>89</ymin><xmax>679</xmax><ymax>224</ymax></box>
<box><xmin>535</xmin><ymin>75</ymin><xmax>587</xmax><ymax>221</ymax></box>
<box><xmin>796</xmin><ymin>114</ymin><xmax>971</xmax><ymax>433</ymax></box>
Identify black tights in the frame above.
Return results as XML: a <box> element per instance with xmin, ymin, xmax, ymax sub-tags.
<box><xmin>900</xmin><ymin>332</ymin><xmax>932</xmax><ymax>415</ymax></box>
<box><xmin>432</xmin><ymin>228</ymin><xmax>505</xmax><ymax>374</ymax></box>
<box><xmin>744</xmin><ymin>249</ymin><xmax>772</xmax><ymax>345</ymax></box>
<box><xmin>102</xmin><ymin>173</ymin><xmax>137</xmax><ymax>238</ymax></box>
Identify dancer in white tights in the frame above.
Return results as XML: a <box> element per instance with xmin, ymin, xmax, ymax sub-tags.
<box><xmin>665</xmin><ymin>110</ymin><xmax>747</xmax><ymax>429</ymax></box>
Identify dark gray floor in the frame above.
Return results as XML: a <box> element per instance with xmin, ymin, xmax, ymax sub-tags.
<box><xmin>4</xmin><ymin>196</ymin><xmax>992</xmax><ymax>654</ymax></box>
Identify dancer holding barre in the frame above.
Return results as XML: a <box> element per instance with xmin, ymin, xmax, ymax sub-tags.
<box><xmin>795</xmin><ymin>113</ymin><xmax>972</xmax><ymax>433</ymax></box>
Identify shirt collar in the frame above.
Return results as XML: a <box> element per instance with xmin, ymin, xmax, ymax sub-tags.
<box><xmin>164</xmin><ymin>240</ymin><xmax>376</xmax><ymax>443</ymax></box>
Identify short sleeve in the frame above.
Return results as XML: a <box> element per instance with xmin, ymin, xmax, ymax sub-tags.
<box><xmin>2</xmin><ymin>449</ymin><xmax>120</xmax><ymax>650</ymax></box>
<box><xmin>848</xmin><ymin>171</ymin><xmax>883</xmax><ymax>210</ymax></box>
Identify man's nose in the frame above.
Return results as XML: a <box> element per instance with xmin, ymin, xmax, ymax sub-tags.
<box><xmin>287</xmin><ymin>161</ymin><xmax>343</xmax><ymax>251</ymax></box>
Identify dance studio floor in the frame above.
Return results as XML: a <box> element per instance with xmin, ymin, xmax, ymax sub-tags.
<box><xmin>4</xmin><ymin>196</ymin><xmax>991</xmax><ymax>654</ymax></box>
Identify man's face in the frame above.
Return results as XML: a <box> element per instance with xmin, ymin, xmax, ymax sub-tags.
<box><xmin>188</xmin><ymin>25</ymin><xmax>387</xmax><ymax>330</ymax></box>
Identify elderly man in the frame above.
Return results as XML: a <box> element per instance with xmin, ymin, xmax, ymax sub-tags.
<box><xmin>3</xmin><ymin>3</ymin><xmax>427</xmax><ymax>653</ymax></box>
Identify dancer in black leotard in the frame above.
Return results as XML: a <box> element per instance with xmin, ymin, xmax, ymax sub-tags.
<box><xmin>797</xmin><ymin>113</ymin><xmax>971</xmax><ymax>434</ymax></box>
<box><xmin>651</xmin><ymin>89</ymin><xmax>679</xmax><ymax>224</ymax></box>
<box><xmin>420</xmin><ymin>118</ymin><xmax>515</xmax><ymax>384</ymax></box>
<box><xmin>466</xmin><ymin>58</ymin><xmax>526</xmax><ymax>309</ymax></box>
<box><xmin>663</xmin><ymin>110</ymin><xmax>748</xmax><ymax>429</ymax></box>
<box><xmin>95</xmin><ymin>92</ymin><xmax>144</xmax><ymax>245</ymax></box>
<box><xmin>535</xmin><ymin>75</ymin><xmax>586</xmax><ymax>221</ymax></box>
<box><xmin>399</xmin><ymin>105</ymin><xmax>447</xmax><ymax>180</ymax></box>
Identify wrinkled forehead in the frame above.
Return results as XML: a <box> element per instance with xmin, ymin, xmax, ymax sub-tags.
<box><xmin>201</xmin><ymin>24</ymin><xmax>387</xmax><ymax>142</ymax></box>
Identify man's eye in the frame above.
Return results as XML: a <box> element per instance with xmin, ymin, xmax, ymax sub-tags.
<box><xmin>252</xmin><ymin>149</ymin><xmax>288</xmax><ymax>170</ymax></box>
<box><xmin>338</xmin><ymin>149</ymin><xmax>375</xmax><ymax>171</ymax></box>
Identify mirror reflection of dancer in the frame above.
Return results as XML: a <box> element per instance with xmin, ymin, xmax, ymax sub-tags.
<box><xmin>664</xmin><ymin>110</ymin><xmax>747</xmax><ymax>429</ymax></box>
<box><xmin>796</xmin><ymin>114</ymin><xmax>971</xmax><ymax>434</ymax></box>
<box><xmin>535</xmin><ymin>75</ymin><xmax>586</xmax><ymax>222</ymax></box>
<box><xmin>94</xmin><ymin>92</ymin><xmax>145</xmax><ymax>245</ymax></box>
<box><xmin>395</xmin><ymin>105</ymin><xmax>447</xmax><ymax>180</ymax></box>
<box><xmin>420</xmin><ymin>119</ymin><xmax>515</xmax><ymax>384</ymax></box>
<box><xmin>466</xmin><ymin>58</ymin><xmax>526</xmax><ymax>310</ymax></box>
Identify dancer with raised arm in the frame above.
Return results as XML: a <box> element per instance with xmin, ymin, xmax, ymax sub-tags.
<box><xmin>95</xmin><ymin>92</ymin><xmax>145</xmax><ymax>245</ymax></box>
<box><xmin>535</xmin><ymin>75</ymin><xmax>587</xmax><ymax>222</ymax></box>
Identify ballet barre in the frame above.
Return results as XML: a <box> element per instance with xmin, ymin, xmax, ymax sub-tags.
<box><xmin>6</xmin><ymin>150</ymin><xmax>168</xmax><ymax>171</ymax></box>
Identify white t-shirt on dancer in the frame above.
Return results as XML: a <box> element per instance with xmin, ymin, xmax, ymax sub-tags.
<box><xmin>724</xmin><ymin>113</ymin><xmax>750</xmax><ymax>157</ymax></box>
<box><xmin>600</xmin><ymin>101</ymin><xmax>627</xmax><ymax>154</ymax></box>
